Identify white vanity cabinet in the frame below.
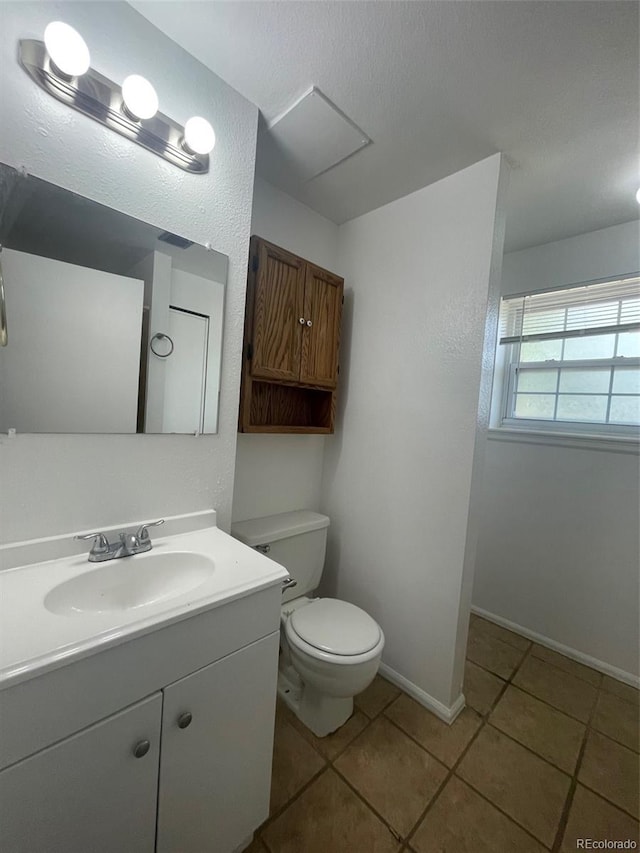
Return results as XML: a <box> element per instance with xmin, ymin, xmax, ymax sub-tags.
<box><xmin>157</xmin><ymin>633</ymin><xmax>280</xmax><ymax>853</ymax></box>
<box><xmin>0</xmin><ymin>694</ymin><xmax>163</xmax><ymax>853</ymax></box>
<box><xmin>0</xmin><ymin>591</ymin><xmax>283</xmax><ymax>853</ymax></box>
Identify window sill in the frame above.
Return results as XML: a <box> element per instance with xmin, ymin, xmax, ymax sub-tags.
<box><xmin>487</xmin><ymin>427</ymin><xmax>640</xmax><ymax>454</ymax></box>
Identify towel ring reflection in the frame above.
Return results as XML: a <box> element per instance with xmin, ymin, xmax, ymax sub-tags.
<box><xmin>150</xmin><ymin>333</ymin><xmax>174</xmax><ymax>358</ymax></box>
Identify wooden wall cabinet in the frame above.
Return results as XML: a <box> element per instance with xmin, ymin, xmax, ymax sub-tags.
<box><xmin>239</xmin><ymin>237</ymin><xmax>344</xmax><ymax>433</ymax></box>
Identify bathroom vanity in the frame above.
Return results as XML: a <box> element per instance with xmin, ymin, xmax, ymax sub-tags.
<box><xmin>0</xmin><ymin>511</ymin><xmax>287</xmax><ymax>853</ymax></box>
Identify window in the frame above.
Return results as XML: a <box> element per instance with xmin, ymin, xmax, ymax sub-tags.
<box><xmin>497</xmin><ymin>275</ymin><xmax>640</xmax><ymax>435</ymax></box>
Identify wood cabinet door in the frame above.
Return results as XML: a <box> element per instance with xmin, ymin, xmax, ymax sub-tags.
<box><xmin>156</xmin><ymin>632</ymin><xmax>280</xmax><ymax>853</ymax></box>
<box><xmin>251</xmin><ymin>239</ymin><xmax>306</xmax><ymax>382</ymax></box>
<box><xmin>0</xmin><ymin>694</ymin><xmax>162</xmax><ymax>853</ymax></box>
<box><xmin>300</xmin><ymin>264</ymin><xmax>344</xmax><ymax>388</ymax></box>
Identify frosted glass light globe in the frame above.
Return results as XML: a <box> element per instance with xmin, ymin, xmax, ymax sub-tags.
<box><xmin>122</xmin><ymin>75</ymin><xmax>159</xmax><ymax>121</ymax></box>
<box><xmin>184</xmin><ymin>117</ymin><xmax>216</xmax><ymax>155</ymax></box>
<box><xmin>44</xmin><ymin>21</ymin><xmax>90</xmax><ymax>78</ymax></box>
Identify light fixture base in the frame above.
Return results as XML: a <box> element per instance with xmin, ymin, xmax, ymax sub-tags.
<box><xmin>19</xmin><ymin>39</ymin><xmax>209</xmax><ymax>174</ymax></box>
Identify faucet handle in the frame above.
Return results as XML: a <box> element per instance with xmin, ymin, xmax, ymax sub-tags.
<box><xmin>74</xmin><ymin>532</ymin><xmax>110</xmax><ymax>555</ymax></box>
<box><xmin>135</xmin><ymin>519</ymin><xmax>165</xmax><ymax>543</ymax></box>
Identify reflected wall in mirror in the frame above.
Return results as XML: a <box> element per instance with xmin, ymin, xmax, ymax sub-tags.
<box><xmin>0</xmin><ymin>164</ymin><xmax>227</xmax><ymax>434</ymax></box>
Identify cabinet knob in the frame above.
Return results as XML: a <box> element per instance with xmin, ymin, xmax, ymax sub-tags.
<box><xmin>306</xmin><ymin>319</ymin><xmax>313</xmax><ymax>327</ymax></box>
<box><xmin>298</xmin><ymin>317</ymin><xmax>305</xmax><ymax>325</ymax></box>
<box><xmin>133</xmin><ymin>740</ymin><xmax>150</xmax><ymax>758</ymax></box>
<box><xmin>177</xmin><ymin>712</ymin><xmax>193</xmax><ymax>729</ymax></box>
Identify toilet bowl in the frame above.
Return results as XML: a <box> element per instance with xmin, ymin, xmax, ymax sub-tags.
<box><xmin>231</xmin><ymin>512</ymin><xmax>384</xmax><ymax>737</ymax></box>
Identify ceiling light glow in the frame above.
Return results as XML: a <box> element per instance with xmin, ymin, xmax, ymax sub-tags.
<box><xmin>183</xmin><ymin>117</ymin><xmax>216</xmax><ymax>155</ymax></box>
<box><xmin>122</xmin><ymin>75</ymin><xmax>158</xmax><ymax>121</ymax></box>
<box><xmin>44</xmin><ymin>21</ymin><xmax>90</xmax><ymax>78</ymax></box>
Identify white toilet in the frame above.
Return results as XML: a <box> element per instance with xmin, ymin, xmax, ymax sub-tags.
<box><xmin>231</xmin><ymin>511</ymin><xmax>384</xmax><ymax>737</ymax></box>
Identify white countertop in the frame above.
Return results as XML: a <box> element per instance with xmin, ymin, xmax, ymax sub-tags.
<box><xmin>0</xmin><ymin>523</ymin><xmax>287</xmax><ymax>690</ymax></box>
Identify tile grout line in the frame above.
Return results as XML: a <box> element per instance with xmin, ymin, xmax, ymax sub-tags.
<box><xmin>467</xmin><ymin>646</ymin><xmax>592</xmax><ymax>777</ymax></box>
<box><xmin>479</xmin><ymin>720</ymin><xmax>575</xmax><ymax>779</ymax></box>
<box><xmin>550</xmin><ymin>668</ymin><xmax>604</xmax><ymax>853</ymax></box>
<box><xmin>474</xmin><ymin>646</ymin><xmax>638</xmax><ymax>830</ymax></box>
<box><xmin>577</xmin><ymin>781</ymin><xmax>640</xmax><ymax>823</ymax></box>
<box><xmin>469</xmin><ymin>651</ymin><xmax>602</xmax><ymax>727</ymax></box>
<box><xmin>469</xmin><ymin>629</ymin><xmax>605</xmax><ymax>689</ymax></box>
<box><xmin>469</xmin><ymin>618</ymin><xmax>621</xmax><ymax>692</ymax></box>
<box><xmin>473</xmin><ymin>629</ymin><xmax>638</xmax><ymax>842</ymax></box>
<box><xmin>259</xmin><ymin>760</ymin><xmax>329</xmax><ymax>842</ymax></box>
<box><xmin>257</xmin><ymin>627</ymin><xmax>637</xmax><ymax>852</ymax></box>
<box><xmin>266</xmin><ymin>646</ymin><xmax>550</xmax><ymax>851</ymax></box>
<box><xmin>330</xmin><ymin>764</ymin><xmax>405</xmax><ymax>845</ymax></box>
<box><xmin>259</xmin><ymin>694</ymin><xmax>402</xmax><ymax>850</ymax></box>
<box><xmin>326</xmin><ymin>692</ymin><xmax>410</xmax><ymax>845</ymax></box>
<box><xmin>583</xmin><ymin>688</ymin><xmax>639</xmax><ymax>753</ymax></box>
<box><xmin>402</xmin><ymin>639</ymin><xmax>550</xmax><ymax>851</ymax></box>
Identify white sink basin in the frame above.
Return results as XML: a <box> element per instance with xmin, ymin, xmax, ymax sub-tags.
<box><xmin>44</xmin><ymin>552</ymin><xmax>215</xmax><ymax>615</ymax></box>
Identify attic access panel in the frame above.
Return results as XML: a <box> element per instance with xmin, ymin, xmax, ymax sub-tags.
<box><xmin>257</xmin><ymin>87</ymin><xmax>371</xmax><ymax>184</ymax></box>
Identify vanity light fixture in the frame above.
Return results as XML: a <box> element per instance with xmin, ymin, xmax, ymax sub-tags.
<box><xmin>19</xmin><ymin>23</ymin><xmax>214</xmax><ymax>173</ymax></box>
<box><xmin>121</xmin><ymin>75</ymin><xmax>159</xmax><ymax>122</ymax></box>
<box><xmin>43</xmin><ymin>22</ymin><xmax>90</xmax><ymax>79</ymax></box>
<box><xmin>183</xmin><ymin>117</ymin><xmax>216</xmax><ymax>156</ymax></box>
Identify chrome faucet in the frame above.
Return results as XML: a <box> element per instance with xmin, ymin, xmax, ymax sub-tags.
<box><xmin>75</xmin><ymin>520</ymin><xmax>165</xmax><ymax>562</ymax></box>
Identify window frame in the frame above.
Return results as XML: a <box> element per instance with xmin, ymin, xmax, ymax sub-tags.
<box><xmin>495</xmin><ymin>273</ymin><xmax>640</xmax><ymax>441</ymax></box>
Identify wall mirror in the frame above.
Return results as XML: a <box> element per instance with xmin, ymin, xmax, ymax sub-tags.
<box><xmin>0</xmin><ymin>163</ymin><xmax>227</xmax><ymax>434</ymax></box>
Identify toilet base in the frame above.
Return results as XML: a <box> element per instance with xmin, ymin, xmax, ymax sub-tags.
<box><xmin>278</xmin><ymin>668</ymin><xmax>353</xmax><ymax>738</ymax></box>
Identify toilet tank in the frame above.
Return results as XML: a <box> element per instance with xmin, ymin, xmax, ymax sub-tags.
<box><xmin>231</xmin><ymin>511</ymin><xmax>330</xmax><ymax>602</ymax></box>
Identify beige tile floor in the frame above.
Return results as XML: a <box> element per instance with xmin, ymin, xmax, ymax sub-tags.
<box><xmin>246</xmin><ymin>615</ymin><xmax>639</xmax><ymax>853</ymax></box>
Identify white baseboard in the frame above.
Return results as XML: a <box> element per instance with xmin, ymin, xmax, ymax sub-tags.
<box><xmin>378</xmin><ymin>662</ymin><xmax>465</xmax><ymax>725</ymax></box>
<box><xmin>471</xmin><ymin>605</ymin><xmax>640</xmax><ymax>689</ymax></box>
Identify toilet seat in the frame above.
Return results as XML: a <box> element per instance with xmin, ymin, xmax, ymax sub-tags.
<box><xmin>285</xmin><ymin>598</ymin><xmax>384</xmax><ymax>665</ymax></box>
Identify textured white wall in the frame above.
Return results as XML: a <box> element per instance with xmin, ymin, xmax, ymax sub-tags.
<box><xmin>474</xmin><ymin>221</ymin><xmax>640</xmax><ymax>678</ymax></box>
<box><xmin>475</xmin><ymin>440</ymin><xmax>640</xmax><ymax>676</ymax></box>
<box><xmin>0</xmin><ymin>1</ymin><xmax>258</xmax><ymax>542</ymax></box>
<box><xmin>501</xmin><ymin>220</ymin><xmax>640</xmax><ymax>294</ymax></box>
<box><xmin>232</xmin><ymin>178</ymin><xmax>340</xmax><ymax>523</ymax></box>
<box><xmin>320</xmin><ymin>154</ymin><xmax>506</xmax><ymax>709</ymax></box>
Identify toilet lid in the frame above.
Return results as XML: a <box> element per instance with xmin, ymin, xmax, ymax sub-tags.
<box><xmin>289</xmin><ymin>598</ymin><xmax>381</xmax><ymax>656</ymax></box>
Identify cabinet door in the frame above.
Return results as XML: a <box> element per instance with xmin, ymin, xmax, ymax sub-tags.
<box><xmin>157</xmin><ymin>632</ymin><xmax>280</xmax><ymax>853</ymax></box>
<box><xmin>300</xmin><ymin>263</ymin><xmax>343</xmax><ymax>388</ymax></box>
<box><xmin>251</xmin><ymin>240</ymin><xmax>306</xmax><ymax>382</ymax></box>
<box><xmin>0</xmin><ymin>693</ymin><xmax>162</xmax><ymax>853</ymax></box>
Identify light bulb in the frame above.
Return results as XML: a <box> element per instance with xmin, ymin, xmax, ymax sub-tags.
<box><xmin>44</xmin><ymin>21</ymin><xmax>90</xmax><ymax>78</ymax></box>
<box><xmin>122</xmin><ymin>75</ymin><xmax>158</xmax><ymax>121</ymax></box>
<box><xmin>636</xmin><ymin>187</ymin><xmax>640</xmax><ymax>204</ymax></box>
<box><xmin>183</xmin><ymin>117</ymin><xmax>216</xmax><ymax>156</ymax></box>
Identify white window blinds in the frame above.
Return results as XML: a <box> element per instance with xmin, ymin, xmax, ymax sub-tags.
<box><xmin>499</xmin><ymin>276</ymin><xmax>640</xmax><ymax>344</ymax></box>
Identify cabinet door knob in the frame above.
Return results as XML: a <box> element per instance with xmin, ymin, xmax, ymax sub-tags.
<box><xmin>306</xmin><ymin>319</ymin><xmax>313</xmax><ymax>327</ymax></box>
<box><xmin>298</xmin><ymin>317</ymin><xmax>305</xmax><ymax>325</ymax></box>
<box><xmin>133</xmin><ymin>740</ymin><xmax>150</xmax><ymax>758</ymax></box>
<box><xmin>177</xmin><ymin>712</ymin><xmax>193</xmax><ymax>729</ymax></box>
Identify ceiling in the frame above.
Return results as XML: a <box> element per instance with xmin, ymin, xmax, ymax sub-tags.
<box><xmin>132</xmin><ymin>1</ymin><xmax>639</xmax><ymax>252</ymax></box>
